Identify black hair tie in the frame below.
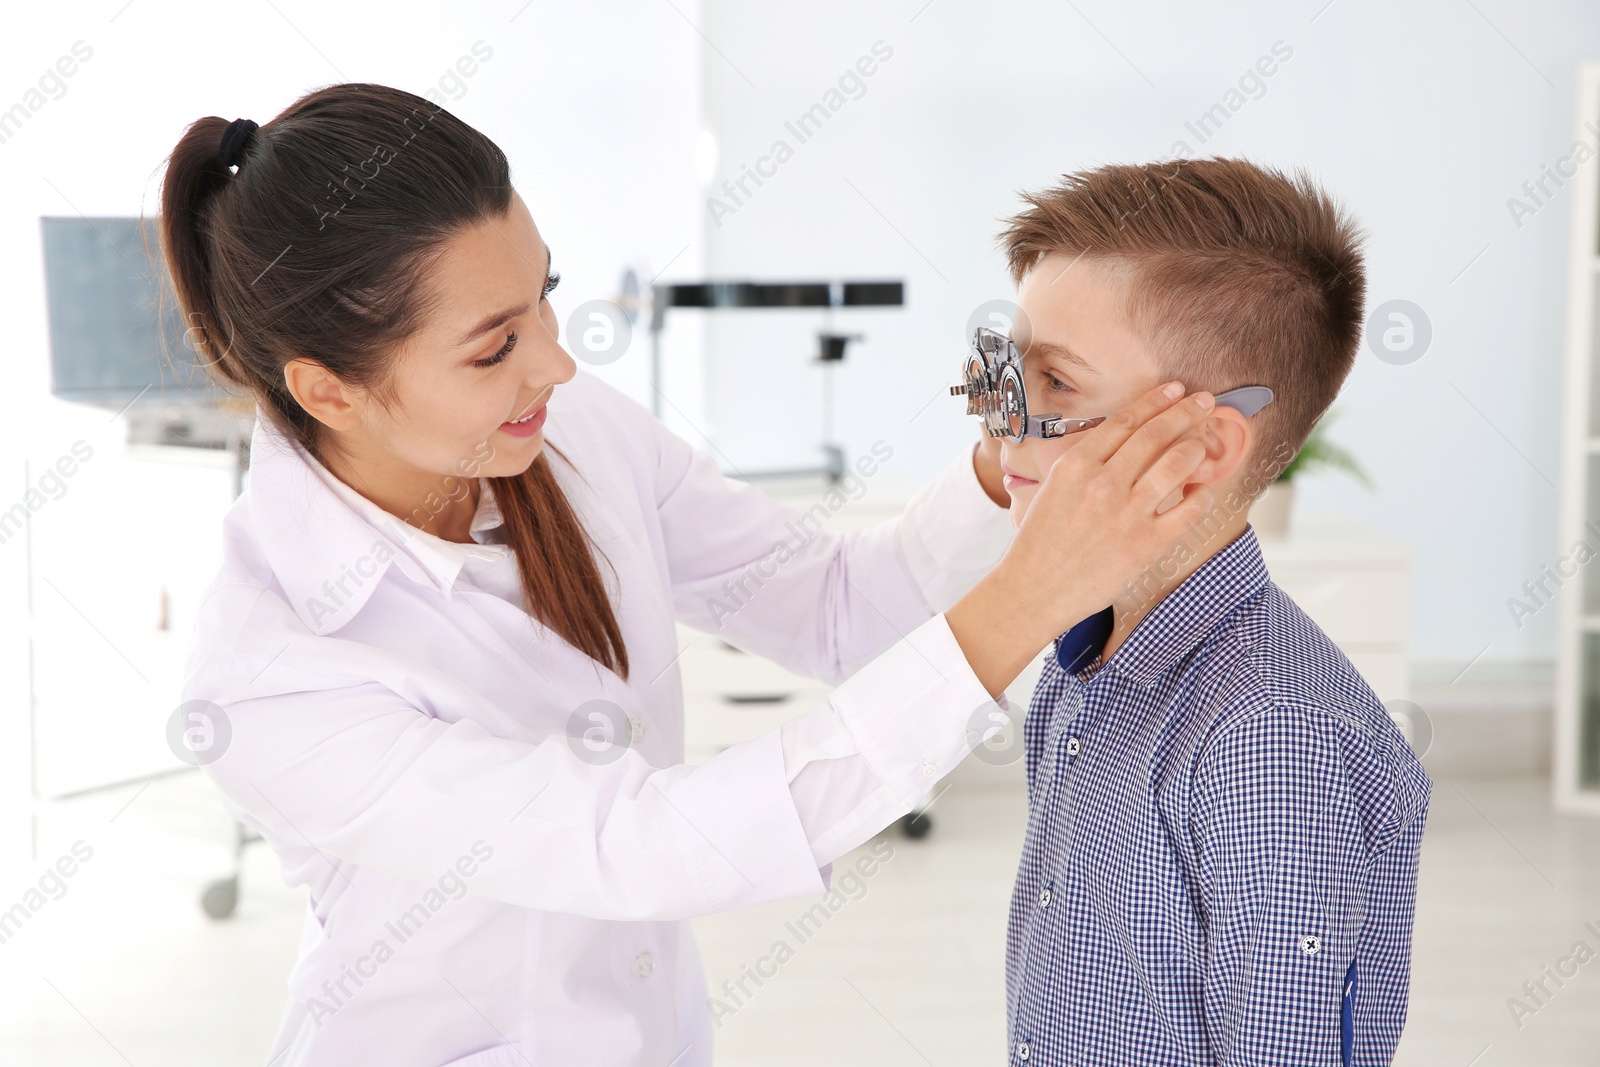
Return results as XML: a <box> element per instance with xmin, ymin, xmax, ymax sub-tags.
<box><xmin>219</xmin><ymin>117</ymin><xmax>258</xmax><ymax>171</ymax></box>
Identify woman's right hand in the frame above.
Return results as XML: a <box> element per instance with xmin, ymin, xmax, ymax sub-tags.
<box><xmin>946</xmin><ymin>381</ymin><xmax>1218</xmax><ymax>698</ymax></box>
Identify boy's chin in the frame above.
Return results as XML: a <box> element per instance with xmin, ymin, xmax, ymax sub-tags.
<box><xmin>1007</xmin><ymin>488</ymin><xmax>1036</xmax><ymax>530</ymax></box>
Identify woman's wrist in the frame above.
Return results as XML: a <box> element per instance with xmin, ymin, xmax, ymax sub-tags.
<box><xmin>945</xmin><ymin>559</ymin><xmax>1064</xmax><ymax>698</ymax></box>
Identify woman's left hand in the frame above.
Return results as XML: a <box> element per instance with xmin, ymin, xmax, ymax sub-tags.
<box><xmin>973</xmin><ymin>433</ymin><xmax>1010</xmax><ymax>508</ymax></box>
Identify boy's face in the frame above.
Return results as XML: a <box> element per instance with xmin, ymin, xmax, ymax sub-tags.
<box><xmin>999</xmin><ymin>254</ymin><xmax>1166</xmax><ymax>528</ymax></box>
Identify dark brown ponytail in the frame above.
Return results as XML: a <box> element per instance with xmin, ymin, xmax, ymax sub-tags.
<box><xmin>155</xmin><ymin>83</ymin><xmax>629</xmax><ymax>680</ymax></box>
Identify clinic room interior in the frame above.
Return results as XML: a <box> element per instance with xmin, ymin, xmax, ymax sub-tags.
<box><xmin>2</xmin><ymin>2</ymin><xmax>1599</xmax><ymax>1065</ymax></box>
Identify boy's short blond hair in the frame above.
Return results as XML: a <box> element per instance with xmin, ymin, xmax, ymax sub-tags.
<box><xmin>1001</xmin><ymin>157</ymin><xmax>1367</xmax><ymax>471</ymax></box>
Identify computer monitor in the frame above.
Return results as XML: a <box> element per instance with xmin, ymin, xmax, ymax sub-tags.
<box><xmin>40</xmin><ymin>215</ymin><xmax>232</xmax><ymax>411</ymax></box>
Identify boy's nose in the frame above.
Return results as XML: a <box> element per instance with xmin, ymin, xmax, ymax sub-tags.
<box><xmin>1000</xmin><ymin>443</ymin><xmax>1032</xmax><ymax>472</ymax></box>
<box><xmin>1003</xmin><ymin>435</ymin><xmax>1041</xmax><ymax>460</ymax></box>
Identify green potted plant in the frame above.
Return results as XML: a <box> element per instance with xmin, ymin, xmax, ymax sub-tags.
<box><xmin>1249</xmin><ymin>409</ymin><xmax>1371</xmax><ymax>538</ymax></box>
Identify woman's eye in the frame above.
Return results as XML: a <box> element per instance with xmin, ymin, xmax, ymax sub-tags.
<box><xmin>542</xmin><ymin>270</ymin><xmax>560</xmax><ymax>299</ymax></box>
<box><xmin>472</xmin><ymin>330</ymin><xmax>518</xmax><ymax>369</ymax></box>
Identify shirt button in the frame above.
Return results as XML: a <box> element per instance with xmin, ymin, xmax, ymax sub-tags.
<box><xmin>1038</xmin><ymin>887</ymin><xmax>1053</xmax><ymax>908</ymax></box>
<box><xmin>635</xmin><ymin>951</ymin><xmax>654</xmax><ymax>977</ymax></box>
<box><xmin>1065</xmin><ymin>736</ymin><xmax>1081</xmax><ymax>757</ymax></box>
<box><xmin>1017</xmin><ymin>1040</ymin><xmax>1032</xmax><ymax>1061</ymax></box>
<box><xmin>1300</xmin><ymin>935</ymin><xmax>1321</xmax><ymax>955</ymax></box>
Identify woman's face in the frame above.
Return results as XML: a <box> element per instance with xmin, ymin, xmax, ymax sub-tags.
<box><xmin>328</xmin><ymin>190</ymin><xmax>577</xmax><ymax>486</ymax></box>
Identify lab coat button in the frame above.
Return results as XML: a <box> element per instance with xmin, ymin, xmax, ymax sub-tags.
<box><xmin>920</xmin><ymin>761</ymin><xmax>938</xmax><ymax>778</ymax></box>
<box><xmin>628</xmin><ymin>716</ymin><xmax>646</xmax><ymax>742</ymax></box>
<box><xmin>635</xmin><ymin>952</ymin><xmax>654</xmax><ymax>977</ymax></box>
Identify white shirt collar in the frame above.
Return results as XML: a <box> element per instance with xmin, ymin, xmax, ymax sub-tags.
<box><xmin>245</xmin><ymin>412</ymin><xmax>511</xmax><ymax>635</ymax></box>
<box><xmin>310</xmin><ymin>453</ymin><xmax>511</xmax><ymax>574</ymax></box>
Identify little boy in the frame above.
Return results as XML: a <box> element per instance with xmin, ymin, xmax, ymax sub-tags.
<box><xmin>993</xmin><ymin>158</ymin><xmax>1430</xmax><ymax>1066</ymax></box>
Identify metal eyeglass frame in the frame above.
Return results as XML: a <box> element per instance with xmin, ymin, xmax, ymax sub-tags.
<box><xmin>949</xmin><ymin>325</ymin><xmax>1275</xmax><ymax>442</ymax></box>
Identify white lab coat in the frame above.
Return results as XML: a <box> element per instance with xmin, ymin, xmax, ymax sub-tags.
<box><xmin>180</xmin><ymin>368</ymin><xmax>1016</xmax><ymax>1067</ymax></box>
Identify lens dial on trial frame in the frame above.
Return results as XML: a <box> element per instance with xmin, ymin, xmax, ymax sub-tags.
<box><xmin>948</xmin><ymin>325</ymin><xmax>1275</xmax><ymax>443</ymax></box>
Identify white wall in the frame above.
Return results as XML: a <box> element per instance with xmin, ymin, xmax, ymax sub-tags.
<box><xmin>6</xmin><ymin>3</ymin><xmax>1600</xmax><ymax>862</ymax></box>
<box><xmin>695</xmin><ymin>0</ymin><xmax>1600</xmax><ymax>669</ymax></box>
<box><xmin>0</xmin><ymin>0</ymin><xmax>706</xmax><ymax>862</ymax></box>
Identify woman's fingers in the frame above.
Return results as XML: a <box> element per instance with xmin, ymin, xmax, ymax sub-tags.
<box><xmin>1132</xmin><ymin>434</ymin><xmax>1209</xmax><ymax>509</ymax></box>
<box><xmin>1066</xmin><ymin>381</ymin><xmax>1193</xmax><ymax>466</ymax></box>
<box><xmin>992</xmin><ymin>383</ymin><xmax>1228</xmax><ymax>635</ymax></box>
<box><xmin>1151</xmin><ymin>482</ymin><xmax>1217</xmax><ymax>546</ymax></box>
<box><xmin>1097</xmin><ymin>389</ymin><xmax>1216</xmax><ymax>491</ymax></box>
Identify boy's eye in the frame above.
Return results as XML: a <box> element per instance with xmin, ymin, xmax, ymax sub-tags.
<box><xmin>472</xmin><ymin>330</ymin><xmax>518</xmax><ymax>369</ymax></box>
<box><xmin>1038</xmin><ymin>369</ymin><xmax>1073</xmax><ymax>395</ymax></box>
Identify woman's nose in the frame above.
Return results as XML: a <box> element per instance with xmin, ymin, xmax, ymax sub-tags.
<box><xmin>544</xmin><ymin>343</ymin><xmax>578</xmax><ymax>386</ymax></box>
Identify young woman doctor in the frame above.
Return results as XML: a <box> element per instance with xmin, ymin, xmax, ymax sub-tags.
<box><xmin>166</xmin><ymin>84</ymin><xmax>1218</xmax><ymax>1067</ymax></box>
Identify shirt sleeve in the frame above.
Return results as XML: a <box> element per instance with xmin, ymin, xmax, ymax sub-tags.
<box><xmin>652</xmin><ymin>414</ymin><xmax>1013</xmax><ymax>684</ymax></box>
<box><xmin>1189</xmin><ymin>704</ymin><xmax>1394</xmax><ymax>1067</ymax></box>
<box><xmin>766</xmin><ymin>440</ymin><xmax>1019</xmax><ymax>868</ymax></box>
<box><xmin>188</xmin><ymin>595</ymin><xmax>1000</xmax><ymax>923</ymax></box>
<box><xmin>895</xmin><ymin>441</ymin><xmax>1017</xmax><ymax>614</ymax></box>
<box><xmin>779</xmin><ymin>647</ymin><xmax>1013</xmax><ymax>868</ymax></box>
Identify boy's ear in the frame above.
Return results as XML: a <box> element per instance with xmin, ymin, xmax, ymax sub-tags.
<box><xmin>1187</xmin><ymin>407</ymin><xmax>1253</xmax><ymax>488</ymax></box>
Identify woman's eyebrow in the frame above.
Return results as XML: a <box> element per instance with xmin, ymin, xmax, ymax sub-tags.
<box><xmin>456</xmin><ymin>302</ymin><xmax>532</xmax><ymax>347</ymax></box>
<box><xmin>453</xmin><ymin>244</ymin><xmax>552</xmax><ymax>347</ymax></box>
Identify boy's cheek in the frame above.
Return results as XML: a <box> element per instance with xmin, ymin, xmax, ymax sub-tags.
<box><xmin>1030</xmin><ymin>437</ymin><xmax>1078</xmax><ymax>471</ymax></box>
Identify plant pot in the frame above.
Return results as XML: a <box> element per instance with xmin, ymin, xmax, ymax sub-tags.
<box><xmin>1250</xmin><ymin>479</ymin><xmax>1296</xmax><ymax>540</ymax></box>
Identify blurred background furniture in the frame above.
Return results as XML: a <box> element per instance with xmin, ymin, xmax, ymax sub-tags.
<box><xmin>648</xmin><ymin>278</ymin><xmax>903</xmax><ymax>482</ymax></box>
<box><xmin>1555</xmin><ymin>62</ymin><xmax>1600</xmax><ymax>816</ymax></box>
<box><xmin>34</xmin><ymin>215</ymin><xmax>254</xmax><ymax>912</ymax></box>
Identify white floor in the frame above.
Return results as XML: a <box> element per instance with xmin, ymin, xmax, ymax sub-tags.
<box><xmin>2</xmin><ymin>757</ymin><xmax>1598</xmax><ymax>1065</ymax></box>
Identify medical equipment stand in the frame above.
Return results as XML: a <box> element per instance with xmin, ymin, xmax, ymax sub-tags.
<box><xmin>200</xmin><ymin>419</ymin><xmax>261</xmax><ymax>919</ymax></box>
<box><xmin>646</xmin><ymin>280</ymin><xmax>904</xmax><ymax>484</ymax></box>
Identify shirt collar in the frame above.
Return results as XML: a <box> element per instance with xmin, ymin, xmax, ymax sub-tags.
<box><xmin>245</xmin><ymin>413</ymin><xmax>509</xmax><ymax>636</ymax></box>
<box><xmin>1061</xmin><ymin>526</ymin><xmax>1269</xmax><ymax>689</ymax></box>
<box><xmin>1055</xmin><ymin>607</ymin><xmax>1114</xmax><ymax>677</ymax></box>
<box><xmin>311</xmin><ymin>454</ymin><xmax>510</xmax><ymax>579</ymax></box>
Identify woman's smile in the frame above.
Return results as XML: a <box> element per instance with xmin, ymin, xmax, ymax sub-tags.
<box><xmin>499</xmin><ymin>400</ymin><xmax>548</xmax><ymax>437</ymax></box>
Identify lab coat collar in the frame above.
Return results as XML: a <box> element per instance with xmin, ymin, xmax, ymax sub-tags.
<box><xmin>245</xmin><ymin>412</ymin><xmax>509</xmax><ymax>636</ymax></box>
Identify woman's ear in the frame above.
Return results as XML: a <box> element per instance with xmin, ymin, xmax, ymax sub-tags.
<box><xmin>1189</xmin><ymin>407</ymin><xmax>1253</xmax><ymax>487</ymax></box>
<box><xmin>284</xmin><ymin>357</ymin><xmax>362</xmax><ymax>431</ymax></box>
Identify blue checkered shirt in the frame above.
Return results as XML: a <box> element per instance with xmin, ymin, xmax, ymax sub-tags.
<box><xmin>1005</xmin><ymin>527</ymin><xmax>1430</xmax><ymax>1066</ymax></box>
